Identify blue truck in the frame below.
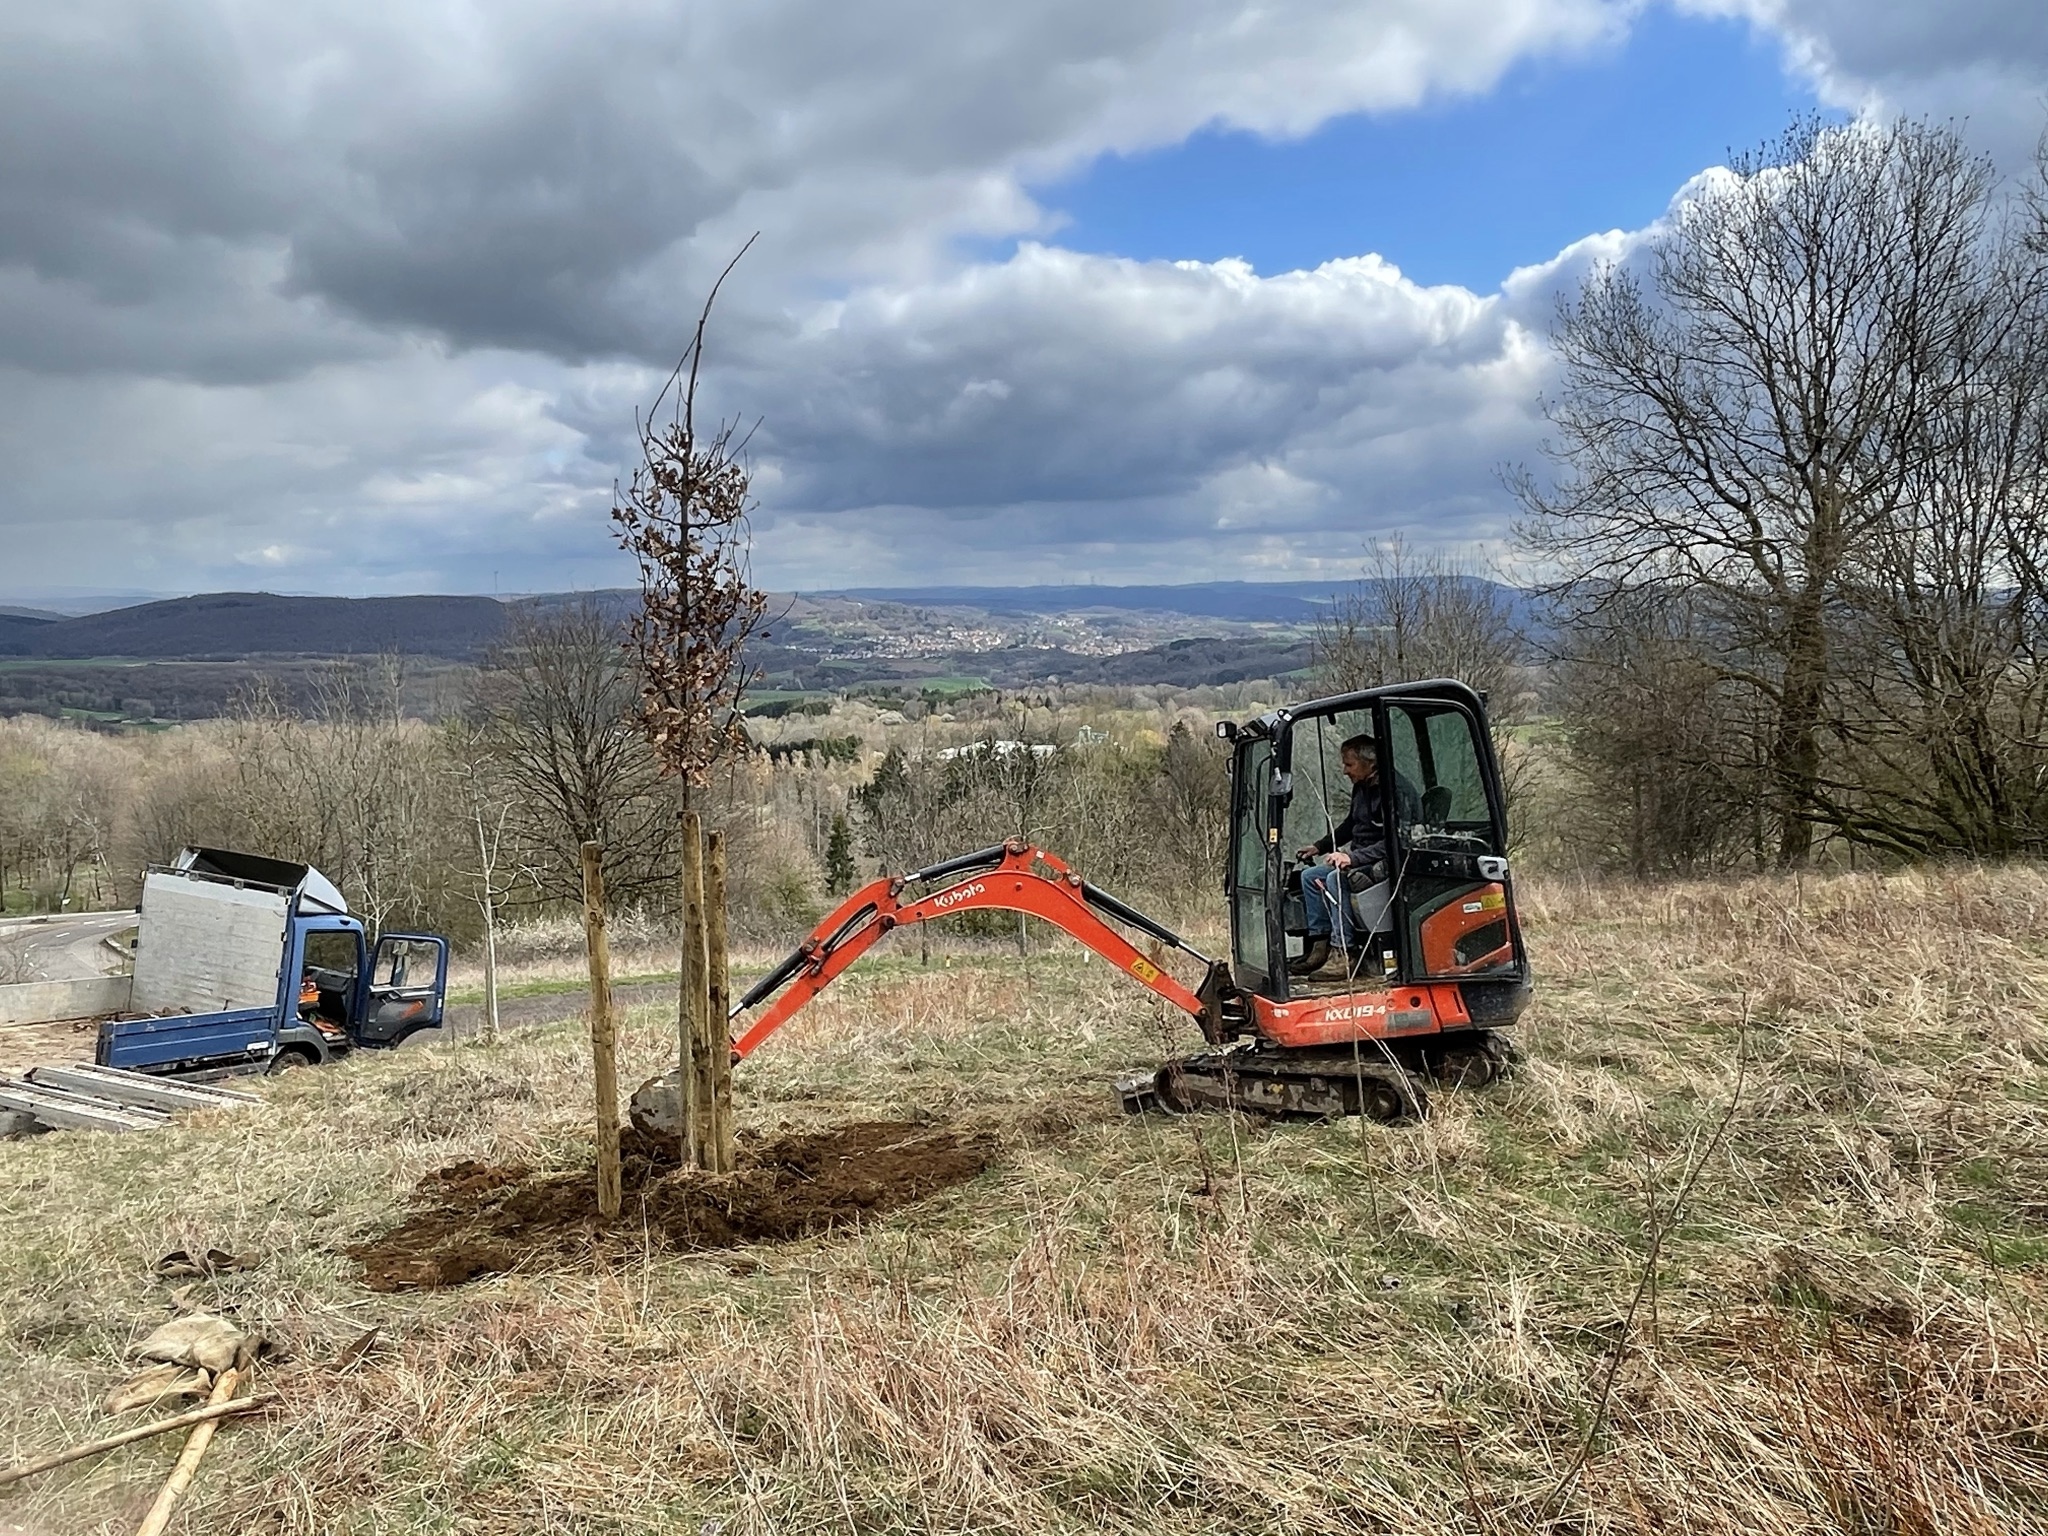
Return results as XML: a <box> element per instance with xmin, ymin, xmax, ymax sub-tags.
<box><xmin>96</xmin><ymin>847</ymin><xmax>449</xmax><ymax>1077</ymax></box>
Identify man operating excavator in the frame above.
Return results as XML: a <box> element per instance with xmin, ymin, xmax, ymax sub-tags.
<box><xmin>1291</xmin><ymin>732</ymin><xmax>1417</xmax><ymax>977</ymax></box>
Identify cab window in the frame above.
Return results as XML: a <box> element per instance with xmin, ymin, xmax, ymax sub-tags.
<box><xmin>1386</xmin><ymin>703</ymin><xmax>1501</xmax><ymax>855</ymax></box>
<box><xmin>1279</xmin><ymin>706</ymin><xmax>1378</xmax><ymax>856</ymax></box>
<box><xmin>1383</xmin><ymin>700</ymin><xmax>1517</xmax><ymax>978</ymax></box>
<box><xmin>372</xmin><ymin>939</ymin><xmax>440</xmax><ymax>992</ymax></box>
<box><xmin>1229</xmin><ymin>738</ymin><xmax>1273</xmax><ymax>976</ymax></box>
<box><xmin>302</xmin><ymin>931</ymin><xmax>358</xmax><ymax>985</ymax></box>
<box><xmin>298</xmin><ymin>931</ymin><xmax>358</xmax><ymax>1028</ymax></box>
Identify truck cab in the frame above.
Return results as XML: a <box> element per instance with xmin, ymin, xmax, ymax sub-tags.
<box><xmin>97</xmin><ymin>847</ymin><xmax>449</xmax><ymax>1077</ymax></box>
<box><xmin>282</xmin><ymin>916</ymin><xmax>451</xmax><ymax>1067</ymax></box>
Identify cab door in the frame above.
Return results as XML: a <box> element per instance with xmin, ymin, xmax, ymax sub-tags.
<box><xmin>1225</xmin><ymin>734</ymin><xmax>1278</xmax><ymax>989</ymax></box>
<box><xmin>357</xmin><ymin>934</ymin><xmax>449</xmax><ymax>1046</ymax></box>
<box><xmin>1382</xmin><ymin>699</ymin><xmax>1525</xmax><ymax>980</ymax></box>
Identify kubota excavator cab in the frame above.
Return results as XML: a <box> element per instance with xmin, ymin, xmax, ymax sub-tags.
<box><xmin>1217</xmin><ymin>679</ymin><xmax>1530</xmax><ymax>1029</ymax></box>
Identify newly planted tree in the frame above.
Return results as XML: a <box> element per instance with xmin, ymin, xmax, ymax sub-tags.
<box><xmin>612</xmin><ymin>242</ymin><xmax>766</xmax><ymax>1172</ymax></box>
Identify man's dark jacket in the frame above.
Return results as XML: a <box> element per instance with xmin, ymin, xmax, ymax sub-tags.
<box><xmin>1310</xmin><ymin>771</ymin><xmax>1421</xmax><ymax>867</ymax></box>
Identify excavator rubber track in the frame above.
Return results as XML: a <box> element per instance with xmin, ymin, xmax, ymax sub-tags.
<box><xmin>1115</xmin><ymin>1031</ymin><xmax>1518</xmax><ymax>1123</ymax></box>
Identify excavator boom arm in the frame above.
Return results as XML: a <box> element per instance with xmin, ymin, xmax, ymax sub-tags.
<box><xmin>731</xmin><ymin>841</ymin><xmax>1215</xmax><ymax>1059</ymax></box>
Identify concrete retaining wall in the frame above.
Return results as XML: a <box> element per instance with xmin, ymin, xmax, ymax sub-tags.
<box><xmin>0</xmin><ymin>975</ymin><xmax>134</xmax><ymax>1027</ymax></box>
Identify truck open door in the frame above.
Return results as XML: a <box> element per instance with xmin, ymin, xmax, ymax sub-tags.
<box><xmin>357</xmin><ymin>935</ymin><xmax>449</xmax><ymax>1047</ymax></box>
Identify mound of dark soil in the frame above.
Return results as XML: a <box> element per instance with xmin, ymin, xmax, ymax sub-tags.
<box><xmin>352</xmin><ymin>1120</ymin><xmax>993</xmax><ymax>1291</ymax></box>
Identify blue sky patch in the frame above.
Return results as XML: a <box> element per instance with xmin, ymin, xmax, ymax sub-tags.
<box><xmin>1039</xmin><ymin>7</ymin><xmax>1827</xmax><ymax>291</ymax></box>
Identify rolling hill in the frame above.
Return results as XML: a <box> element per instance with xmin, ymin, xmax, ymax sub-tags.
<box><xmin>0</xmin><ymin>580</ymin><xmax>1527</xmax><ymax>714</ymax></box>
<box><xmin>0</xmin><ymin>592</ymin><xmax>513</xmax><ymax>660</ymax></box>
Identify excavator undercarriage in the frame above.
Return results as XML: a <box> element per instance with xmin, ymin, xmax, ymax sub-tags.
<box><xmin>1118</xmin><ymin>1033</ymin><xmax>1519</xmax><ymax>1122</ymax></box>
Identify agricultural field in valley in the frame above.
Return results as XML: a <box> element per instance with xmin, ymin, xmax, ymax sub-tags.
<box><xmin>2</xmin><ymin>865</ymin><xmax>2044</xmax><ymax>1534</ymax></box>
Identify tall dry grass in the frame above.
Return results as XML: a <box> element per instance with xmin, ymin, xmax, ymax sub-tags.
<box><xmin>0</xmin><ymin>866</ymin><xmax>2044</xmax><ymax>1533</ymax></box>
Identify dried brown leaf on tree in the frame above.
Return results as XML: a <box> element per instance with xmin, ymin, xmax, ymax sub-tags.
<box><xmin>611</xmin><ymin>237</ymin><xmax>768</xmax><ymax>797</ymax></box>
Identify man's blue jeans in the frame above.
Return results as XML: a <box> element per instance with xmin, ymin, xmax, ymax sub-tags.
<box><xmin>1302</xmin><ymin>862</ymin><xmax>1352</xmax><ymax>949</ymax></box>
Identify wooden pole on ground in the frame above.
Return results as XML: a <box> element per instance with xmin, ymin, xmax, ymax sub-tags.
<box><xmin>680</xmin><ymin>810</ymin><xmax>713</xmax><ymax>1169</ymax></box>
<box><xmin>704</xmin><ymin>828</ymin><xmax>735</xmax><ymax>1173</ymax></box>
<box><xmin>132</xmin><ymin>1367</ymin><xmax>241</xmax><ymax>1536</ymax></box>
<box><xmin>0</xmin><ymin>1396</ymin><xmax>273</xmax><ymax>1489</ymax></box>
<box><xmin>580</xmin><ymin>840</ymin><xmax>622</xmax><ymax>1221</ymax></box>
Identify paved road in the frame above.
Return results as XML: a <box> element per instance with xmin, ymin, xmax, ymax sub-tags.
<box><xmin>437</xmin><ymin>980</ymin><xmax>675</xmax><ymax>1041</ymax></box>
<box><xmin>4</xmin><ymin>974</ymin><xmax>678</xmax><ymax>1072</ymax></box>
<box><xmin>0</xmin><ymin>911</ymin><xmax>135</xmax><ymax>983</ymax></box>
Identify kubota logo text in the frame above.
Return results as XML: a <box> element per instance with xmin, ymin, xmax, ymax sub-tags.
<box><xmin>1308</xmin><ymin>1002</ymin><xmax>1391</xmax><ymax>1023</ymax></box>
<box><xmin>933</xmin><ymin>882</ymin><xmax>985</xmax><ymax>909</ymax></box>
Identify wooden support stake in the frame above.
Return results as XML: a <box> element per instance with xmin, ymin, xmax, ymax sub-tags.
<box><xmin>580</xmin><ymin>840</ymin><xmax>622</xmax><ymax>1221</ymax></box>
<box><xmin>0</xmin><ymin>1396</ymin><xmax>273</xmax><ymax>1489</ymax></box>
<box><xmin>132</xmin><ymin>1367</ymin><xmax>240</xmax><ymax>1536</ymax></box>
<box><xmin>480</xmin><ymin>903</ymin><xmax>501</xmax><ymax>1041</ymax></box>
<box><xmin>680</xmin><ymin>810</ymin><xmax>713</xmax><ymax>1169</ymax></box>
<box><xmin>704</xmin><ymin>828</ymin><xmax>735</xmax><ymax>1173</ymax></box>
<box><xmin>675</xmin><ymin>809</ymin><xmax>698</xmax><ymax>1164</ymax></box>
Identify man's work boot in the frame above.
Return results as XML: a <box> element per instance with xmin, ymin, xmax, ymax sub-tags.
<box><xmin>1321</xmin><ymin>945</ymin><xmax>1365</xmax><ymax>979</ymax></box>
<box><xmin>1288</xmin><ymin>937</ymin><xmax>1331</xmax><ymax>976</ymax></box>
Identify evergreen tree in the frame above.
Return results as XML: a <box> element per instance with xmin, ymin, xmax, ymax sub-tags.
<box><xmin>825</xmin><ymin>811</ymin><xmax>855</xmax><ymax>895</ymax></box>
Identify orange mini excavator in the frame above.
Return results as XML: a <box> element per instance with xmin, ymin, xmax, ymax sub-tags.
<box><xmin>729</xmin><ymin>679</ymin><xmax>1530</xmax><ymax>1121</ymax></box>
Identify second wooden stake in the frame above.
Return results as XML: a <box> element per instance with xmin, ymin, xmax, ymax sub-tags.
<box><xmin>580</xmin><ymin>839</ymin><xmax>622</xmax><ymax>1220</ymax></box>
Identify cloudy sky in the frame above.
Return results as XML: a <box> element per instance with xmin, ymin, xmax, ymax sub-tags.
<box><xmin>2</xmin><ymin>0</ymin><xmax>2044</xmax><ymax>602</ymax></box>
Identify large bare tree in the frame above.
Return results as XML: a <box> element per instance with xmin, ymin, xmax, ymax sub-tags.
<box><xmin>1821</xmin><ymin>211</ymin><xmax>2048</xmax><ymax>856</ymax></box>
<box><xmin>1518</xmin><ymin>117</ymin><xmax>2010</xmax><ymax>867</ymax></box>
<box><xmin>472</xmin><ymin>601</ymin><xmax>675</xmax><ymax>906</ymax></box>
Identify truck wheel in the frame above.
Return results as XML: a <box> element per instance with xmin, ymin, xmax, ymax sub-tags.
<box><xmin>267</xmin><ymin>1048</ymin><xmax>319</xmax><ymax>1075</ymax></box>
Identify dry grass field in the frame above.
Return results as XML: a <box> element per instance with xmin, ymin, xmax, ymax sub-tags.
<box><xmin>2</xmin><ymin>866</ymin><xmax>2046</xmax><ymax>1534</ymax></box>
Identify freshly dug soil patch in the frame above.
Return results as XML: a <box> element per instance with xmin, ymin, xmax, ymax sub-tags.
<box><xmin>352</xmin><ymin>1120</ymin><xmax>993</xmax><ymax>1291</ymax></box>
<box><xmin>416</xmin><ymin>1158</ymin><xmax>532</xmax><ymax>1203</ymax></box>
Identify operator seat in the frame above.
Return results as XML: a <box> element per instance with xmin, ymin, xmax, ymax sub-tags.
<box><xmin>1347</xmin><ymin>876</ymin><xmax>1394</xmax><ymax>940</ymax></box>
